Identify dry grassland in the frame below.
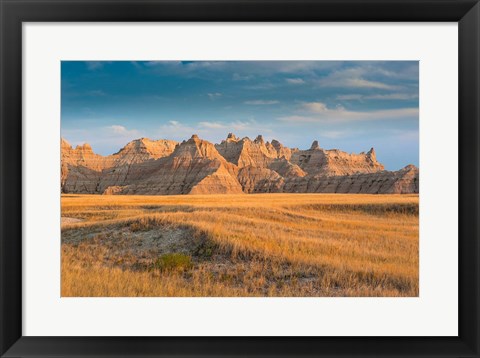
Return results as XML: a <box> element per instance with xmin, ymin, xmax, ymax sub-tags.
<box><xmin>61</xmin><ymin>193</ymin><xmax>419</xmax><ymax>297</ymax></box>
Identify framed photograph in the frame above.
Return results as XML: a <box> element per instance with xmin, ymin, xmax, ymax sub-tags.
<box><xmin>1</xmin><ymin>0</ymin><xmax>479</xmax><ymax>357</ymax></box>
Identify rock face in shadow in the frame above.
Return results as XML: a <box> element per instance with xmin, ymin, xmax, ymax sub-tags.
<box><xmin>283</xmin><ymin>164</ymin><xmax>419</xmax><ymax>194</ymax></box>
<box><xmin>61</xmin><ymin>134</ymin><xmax>419</xmax><ymax>195</ymax></box>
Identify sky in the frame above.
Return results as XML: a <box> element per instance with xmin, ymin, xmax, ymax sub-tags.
<box><xmin>61</xmin><ymin>61</ymin><xmax>419</xmax><ymax>170</ymax></box>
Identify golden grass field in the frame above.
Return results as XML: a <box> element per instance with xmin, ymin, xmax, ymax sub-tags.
<box><xmin>61</xmin><ymin>193</ymin><xmax>419</xmax><ymax>297</ymax></box>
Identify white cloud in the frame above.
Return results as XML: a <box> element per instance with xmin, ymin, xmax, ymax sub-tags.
<box><xmin>207</xmin><ymin>92</ymin><xmax>222</xmax><ymax>100</ymax></box>
<box><xmin>157</xmin><ymin>119</ymin><xmax>277</xmax><ymax>144</ymax></box>
<box><xmin>233</xmin><ymin>73</ymin><xmax>254</xmax><ymax>81</ymax></box>
<box><xmin>244</xmin><ymin>100</ymin><xmax>279</xmax><ymax>105</ymax></box>
<box><xmin>336</xmin><ymin>94</ymin><xmax>364</xmax><ymax>100</ymax></box>
<box><xmin>301</xmin><ymin>102</ymin><xmax>328</xmax><ymax>112</ymax></box>
<box><xmin>286</xmin><ymin>78</ymin><xmax>305</xmax><ymax>85</ymax></box>
<box><xmin>337</xmin><ymin>93</ymin><xmax>418</xmax><ymax>101</ymax></box>
<box><xmin>199</xmin><ymin>121</ymin><xmax>227</xmax><ymax>129</ymax></box>
<box><xmin>146</xmin><ymin>61</ymin><xmax>225</xmax><ymax>70</ymax></box>
<box><xmin>107</xmin><ymin>125</ymin><xmax>141</xmax><ymax>137</ymax></box>
<box><xmin>387</xmin><ymin>128</ymin><xmax>419</xmax><ymax>141</ymax></box>
<box><xmin>158</xmin><ymin>121</ymin><xmax>198</xmax><ymax>140</ymax></box>
<box><xmin>62</xmin><ymin>124</ymin><xmax>144</xmax><ymax>155</ymax></box>
<box><xmin>85</xmin><ymin>61</ymin><xmax>105</xmax><ymax>71</ymax></box>
<box><xmin>374</xmin><ymin>63</ymin><xmax>419</xmax><ymax>81</ymax></box>
<box><xmin>243</xmin><ymin>82</ymin><xmax>276</xmax><ymax>90</ymax></box>
<box><xmin>159</xmin><ymin>120</ymin><xmax>233</xmax><ymax>142</ymax></box>
<box><xmin>317</xmin><ymin>67</ymin><xmax>401</xmax><ymax>90</ymax></box>
<box><xmin>109</xmin><ymin>125</ymin><xmax>128</xmax><ymax>134</ymax></box>
<box><xmin>130</xmin><ymin>61</ymin><xmax>142</xmax><ymax>69</ymax></box>
<box><xmin>143</xmin><ymin>61</ymin><xmax>341</xmax><ymax>81</ymax></box>
<box><xmin>263</xmin><ymin>61</ymin><xmax>338</xmax><ymax>74</ymax></box>
<box><xmin>364</xmin><ymin>93</ymin><xmax>418</xmax><ymax>100</ymax></box>
<box><xmin>145</xmin><ymin>61</ymin><xmax>229</xmax><ymax>76</ymax></box>
<box><xmin>347</xmin><ymin>78</ymin><xmax>396</xmax><ymax>89</ymax></box>
<box><xmin>230</xmin><ymin>119</ymin><xmax>259</xmax><ymax>131</ymax></box>
<box><xmin>278</xmin><ymin>104</ymin><xmax>418</xmax><ymax>123</ymax></box>
<box><xmin>320</xmin><ymin>130</ymin><xmax>349</xmax><ymax>139</ymax></box>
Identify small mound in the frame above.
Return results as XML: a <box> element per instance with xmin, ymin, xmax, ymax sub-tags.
<box><xmin>61</xmin><ymin>219</ymin><xmax>208</xmax><ymax>270</ymax></box>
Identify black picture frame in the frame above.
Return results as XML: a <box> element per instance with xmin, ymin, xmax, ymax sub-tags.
<box><xmin>1</xmin><ymin>0</ymin><xmax>479</xmax><ymax>357</ymax></box>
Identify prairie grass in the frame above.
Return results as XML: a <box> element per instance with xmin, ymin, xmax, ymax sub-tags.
<box><xmin>61</xmin><ymin>193</ymin><xmax>419</xmax><ymax>297</ymax></box>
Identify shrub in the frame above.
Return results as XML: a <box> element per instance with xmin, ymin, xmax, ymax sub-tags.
<box><xmin>153</xmin><ymin>253</ymin><xmax>193</xmax><ymax>272</ymax></box>
<box><xmin>195</xmin><ymin>241</ymin><xmax>217</xmax><ymax>259</ymax></box>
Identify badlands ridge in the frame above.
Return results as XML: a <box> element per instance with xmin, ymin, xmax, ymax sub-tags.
<box><xmin>61</xmin><ymin>133</ymin><xmax>419</xmax><ymax>195</ymax></box>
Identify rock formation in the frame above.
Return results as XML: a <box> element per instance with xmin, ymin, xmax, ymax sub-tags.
<box><xmin>289</xmin><ymin>141</ymin><xmax>384</xmax><ymax>176</ymax></box>
<box><xmin>61</xmin><ymin>137</ymin><xmax>178</xmax><ymax>193</ymax></box>
<box><xmin>111</xmin><ymin>135</ymin><xmax>242</xmax><ymax>195</ymax></box>
<box><xmin>61</xmin><ymin>134</ymin><xmax>419</xmax><ymax>195</ymax></box>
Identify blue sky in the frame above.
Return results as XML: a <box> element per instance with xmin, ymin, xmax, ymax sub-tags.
<box><xmin>61</xmin><ymin>61</ymin><xmax>419</xmax><ymax>170</ymax></box>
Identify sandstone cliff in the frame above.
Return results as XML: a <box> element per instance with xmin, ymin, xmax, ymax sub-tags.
<box><xmin>109</xmin><ymin>135</ymin><xmax>242</xmax><ymax>195</ymax></box>
<box><xmin>61</xmin><ymin>134</ymin><xmax>419</xmax><ymax>195</ymax></box>
<box><xmin>61</xmin><ymin>137</ymin><xmax>177</xmax><ymax>193</ymax></box>
<box><xmin>289</xmin><ymin>141</ymin><xmax>384</xmax><ymax>176</ymax></box>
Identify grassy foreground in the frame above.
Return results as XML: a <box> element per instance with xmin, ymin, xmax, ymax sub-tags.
<box><xmin>61</xmin><ymin>193</ymin><xmax>419</xmax><ymax>297</ymax></box>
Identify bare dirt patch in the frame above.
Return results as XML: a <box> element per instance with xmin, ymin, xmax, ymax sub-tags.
<box><xmin>62</xmin><ymin>222</ymin><xmax>206</xmax><ymax>270</ymax></box>
<box><xmin>61</xmin><ymin>217</ymin><xmax>84</xmax><ymax>227</ymax></box>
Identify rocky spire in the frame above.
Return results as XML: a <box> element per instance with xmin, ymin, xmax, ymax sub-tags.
<box><xmin>271</xmin><ymin>139</ymin><xmax>281</xmax><ymax>150</ymax></box>
<box><xmin>61</xmin><ymin>138</ymin><xmax>72</xmax><ymax>149</ymax></box>
<box><xmin>227</xmin><ymin>133</ymin><xmax>238</xmax><ymax>140</ymax></box>
<box><xmin>75</xmin><ymin>143</ymin><xmax>93</xmax><ymax>152</ymax></box>
<box><xmin>254</xmin><ymin>135</ymin><xmax>264</xmax><ymax>144</ymax></box>
<box><xmin>310</xmin><ymin>140</ymin><xmax>320</xmax><ymax>150</ymax></box>
<box><xmin>367</xmin><ymin>147</ymin><xmax>376</xmax><ymax>161</ymax></box>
